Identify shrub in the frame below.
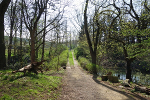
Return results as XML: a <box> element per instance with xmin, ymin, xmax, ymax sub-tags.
<box><xmin>78</xmin><ymin>57</ymin><xmax>90</xmax><ymax>70</ymax></box>
<box><xmin>78</xmin><ymin>56</ymin><xmax>105</xmax><ymax>74</ymax></box>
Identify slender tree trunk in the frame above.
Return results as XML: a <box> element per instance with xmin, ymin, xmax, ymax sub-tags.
<box><xmin>8</xmin><ymin>25</ymin><xmax>13</xmax><ymax>64</ymax></box>
<box><xmin>41</xmin><ymin>9</ymin><xmax>46</xmax><ymax>60</ymax></box>
<box><xmin>20</xmin><ymin>9</ymin><xmax>23</xmax><ymax>66</ymax></box>
<box><xmin>14</xmin><ymin>28</ymin><xmax>17</xmax><ymax>56</ymax></box>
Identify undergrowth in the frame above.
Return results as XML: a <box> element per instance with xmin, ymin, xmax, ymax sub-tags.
<box><xmin>42</xmin><ymin>50</ymin><xmax>68</xmax><ymax>71</ymax></box>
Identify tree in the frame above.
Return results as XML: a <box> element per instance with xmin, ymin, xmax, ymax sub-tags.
<box><xmin>0</xmin><ymin>0</ymin><xmax>11</xmax><ymax>69</ymax></box>
<box><xmin>84</xmin><ymin>0</ymin><xmax>102</xmax><ymax>74</ymax></box>
<box><xmin>22</xmin><ymin>0</ymin><xmax>64</xmax><ymax>62</ymax></box>
<box><xmin>22</xmin><ymin>0</ymin><xmax>49</xmax><ymax>62</ymax></box>
<box><xmin>107</xmin><ymin>0</ymin><xmax>150</xmax><ymax>81</ymax></box>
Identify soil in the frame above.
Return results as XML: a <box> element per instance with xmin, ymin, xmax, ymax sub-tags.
<box><xmin>59</xmin><ymin>53</ymin><xmax>149</xmax><ymax>100</ymax></box>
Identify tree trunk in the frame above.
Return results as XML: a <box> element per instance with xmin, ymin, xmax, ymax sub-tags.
<box><xmin>41</xmin><ymin>9</ymin><xmax>46</xmax><ymax>60</ymax></box>
<box><xmin>0</xmin><ymin>16</ymin><xmax>6</xmax><ymax>69</ymax></box>
<box><xmin>8</xmin><ymin>22</ymin><xmax>13</xmax><ymax>65</ymax></box>
<box><xmin>84</xmin><ymin>0</ymin><xmax>97</xmax><ymax>74</ymax></box>
<box><xmin>91</xmin><ymin>51</ymin><xmax>97</xmax><ymax>74</ymax></box>
<box><xmin>20</xmin><ymin>8</ymin><xmax>23</xmax><ymax>65</ymax></box>
<box><xmin>14</xmin><ymin>27</ymin><xmax>17</xmax><ymax>56</ymax></box>
<box><xmin>126</xmin><ymin>59</ymin><xmax>132</xmax><ymax>81</ymax></box>
<box><xmin>31</xmin><ymin>31</ymin><xmax>36</xmax><ymax>63</ymax></box>
<box><xmin>0</xmin><ymin>0</ymin><xmax>11</xmax><ymax>69</ymax></box>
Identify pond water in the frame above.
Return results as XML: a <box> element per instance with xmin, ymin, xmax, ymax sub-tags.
<box><xmin>99</xmin><ymin>69</ymin><xmax>150</xmax><ymax>85</ymax></box>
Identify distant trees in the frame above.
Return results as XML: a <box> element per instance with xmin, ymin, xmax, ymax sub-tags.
<box><xmin>0</xmin><ymin>0</ymin><xmax>11</xmax><ymax>69</ymax></box>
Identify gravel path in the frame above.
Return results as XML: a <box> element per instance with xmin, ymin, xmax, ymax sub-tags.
<box><xmin>59</xmin><ymin>53</ymin><xmax>147</xmax><ymax>100</ymax></box>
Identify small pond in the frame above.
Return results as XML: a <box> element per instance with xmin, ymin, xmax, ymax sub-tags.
<box><xmin>99</xmin><ymin>69</ymin><xmax>150</xmax><ymax>85</ymax></box>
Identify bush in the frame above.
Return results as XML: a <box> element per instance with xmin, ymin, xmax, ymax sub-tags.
<box><xmin>78</xmin><ymin>57</ymin><xmax>90</xmax><ymax>70</ymax></box>
<box><xmin>78</xmin><ymin>56</ymin><xmax>106</xmax><ymax>74</ymax></box>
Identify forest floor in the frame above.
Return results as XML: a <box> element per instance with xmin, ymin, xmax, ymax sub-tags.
<box><xmin>59</xmin><ymin>53</ymin><xmax>149</xmax><ymax>100</ymax></box>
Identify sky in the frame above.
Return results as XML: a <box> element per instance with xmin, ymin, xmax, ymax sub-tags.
<box><xmin>63</xmin><ymin>0</ymin><xmax>85</xmax><ymax>32</ymax></box>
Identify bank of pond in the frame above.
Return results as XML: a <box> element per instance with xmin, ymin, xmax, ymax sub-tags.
<box><xmin>99</xmin><ymin>68</ymin><xmax>150</xmax><ymax>86</ymax></box>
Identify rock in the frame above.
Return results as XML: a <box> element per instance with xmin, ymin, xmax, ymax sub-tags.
<box><xmin>101</xmin><ymin>75</ymin><xmax>108</xmax><ymax>81</ymax></box>
<box><xmin>108</xmin><ymin>76</ymin><xmax>119</xmax><ymax>83</ymax></box>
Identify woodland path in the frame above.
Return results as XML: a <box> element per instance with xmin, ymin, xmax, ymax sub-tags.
<box><xmin>59</xmin><ymin>52</ymin><xmax>147</xmax><ymax>100</ymax></box>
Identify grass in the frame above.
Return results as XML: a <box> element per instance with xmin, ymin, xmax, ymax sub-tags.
<box><xmin>0</xmin><ymin>70</ymin><xmax>64</xmax><ymax>100</ymax></box>
<box><xmin>69</xmin><ymin>51</ymin><xmax>74</xmax><ymax>66</ymax></box>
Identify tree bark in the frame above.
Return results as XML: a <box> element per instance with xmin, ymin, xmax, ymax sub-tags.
<box><xmin>0</xmin><ymin>15</ymin><xmax>6</xmax><ymax>69</ymax></box>
<box><xmin>41</xmin><ymin>8</ymin><xmax>47</xmax><ymax>60</ymax></box>
<box><xmin>0</xmin><ymin>0</ymin><xmax>11</xmax><ymax>69</ymax></box>
<box><xmin>91</xmin><ymin>51</ymin><xmax>97</xmax><ymax>74</ymax></box>
<box><xmin>30</xmin><ymin>30</ymin><xmax>36</xmax><ymax>63</ymax></box>
<box><xmin>126</xmin><ymin>59</ymin><xmax>132</xmax><ymax>81</ymax></box>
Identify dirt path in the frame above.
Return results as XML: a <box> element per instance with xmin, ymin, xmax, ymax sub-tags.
<box><xmin>59</xmin><ymin>53</ymin><xmax>147</xmax><ymax>100</ymax></box>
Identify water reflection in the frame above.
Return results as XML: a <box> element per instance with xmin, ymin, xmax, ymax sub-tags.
<box><xmin>100</xmin><ymin>69</ymin><xmax>150</xmax><ymax>85</ymax></box>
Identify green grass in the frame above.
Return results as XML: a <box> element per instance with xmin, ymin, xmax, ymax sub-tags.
<box><xmin>69</xmin><ymin>51</ymin><xmax>74</xmax><ymax>66</ymax></box>
<box><xmin>0</xmin><ymin>70</ymin><xmax>63</xmax><ymax>100</ymax></box>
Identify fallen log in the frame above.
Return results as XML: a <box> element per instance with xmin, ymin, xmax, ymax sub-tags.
<box><xmin>12</xmin><ymin>60</ymin><xmax>47</xmax><ymax>75</ymax></box>
<box><xmin>135</xmin><ymin>86</ymin><xmax>150</xmax><ymax>95</ymax></box>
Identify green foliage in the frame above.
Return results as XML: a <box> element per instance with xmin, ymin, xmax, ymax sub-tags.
<box><xmin>78</xmin><ymin>56</ymin><xmax>90</xmax><ymax>71</ymax></box>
